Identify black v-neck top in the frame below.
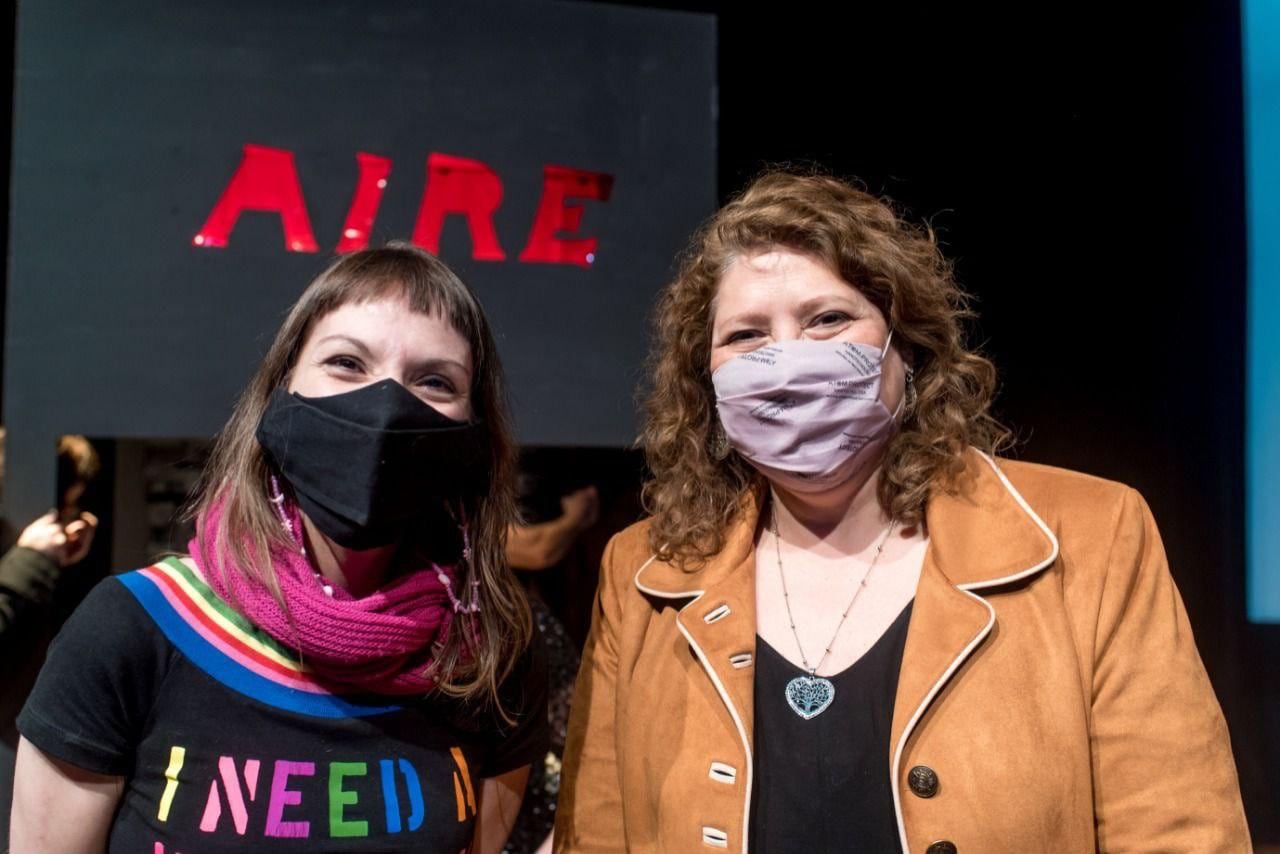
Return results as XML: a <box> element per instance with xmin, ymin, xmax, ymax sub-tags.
<box><xmin>749</xmin><ymin>601</ymin><xmax>914</xmax><ymax>854</ymax></box>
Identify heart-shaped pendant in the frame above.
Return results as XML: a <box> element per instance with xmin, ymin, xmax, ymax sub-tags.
<box><xmin>785</xmin><ymin>674</ymin><xmax>835</xmax><ymax>720</ymax></box>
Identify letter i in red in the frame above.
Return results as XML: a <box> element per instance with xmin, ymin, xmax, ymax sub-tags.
<box><xmin>336</xmin><ymin>153</ymin><xmax>392</xmax><ymax>253</ymax></box>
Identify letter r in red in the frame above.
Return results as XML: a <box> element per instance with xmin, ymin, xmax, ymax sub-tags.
<box><xmin>411</xmin><ymin>153</ymin><xmax>506</xmax><ymax>261</ymax></box>
<box><xmin>193</xmin><ymin>144</ymin><xmax>319</xmax><ymax>253</ymax></box>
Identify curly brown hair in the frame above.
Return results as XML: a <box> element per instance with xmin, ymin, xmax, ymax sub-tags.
<box><xmin>641</xmin><ymin>169</ymin><xmax>1011</xmax><ymax>566</ymax></box>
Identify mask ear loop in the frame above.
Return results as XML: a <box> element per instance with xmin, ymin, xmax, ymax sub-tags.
<box><xmin>892</xmin><ymin>386</ymin><xmax>908</xmax><ymax>420</ymax></box>
<box><xmin>881</xmin><ymin>329</ymin><xmax>914</xmax><ymax>421</ymax></box>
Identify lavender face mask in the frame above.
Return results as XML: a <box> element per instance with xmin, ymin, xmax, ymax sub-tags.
<box><xmin>712</xmin><ymin>334</ymin><xmax>900</xmax><ymax>494</ymax></box>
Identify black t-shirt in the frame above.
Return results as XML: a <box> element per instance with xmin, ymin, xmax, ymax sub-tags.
<box><xmin>18</xmin><ymin>557</ymin><xmax>547</xmax><ymax>853</ymax></box>
<box><xmin>749</xmin><ymin>601</ymin><xmax>914</xmax><ymax>854</ymax></box>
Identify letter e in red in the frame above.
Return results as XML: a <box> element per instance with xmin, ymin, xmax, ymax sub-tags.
<box><xmin>519</xmin><ymin>166</ymin><xmax>614</xmax><ymax>267</ymax></box>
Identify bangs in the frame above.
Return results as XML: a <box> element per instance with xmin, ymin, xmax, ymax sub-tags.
<box><xmin>304</xmin><ymin>244</ymin><xmax>487</xmax><ymax>368</ymax></box>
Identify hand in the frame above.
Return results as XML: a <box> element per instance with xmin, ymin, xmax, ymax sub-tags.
<box><xmin>60</xmin><ymin>512</ymin><xmax>99</xmax><ymax>567</ymax></box>
<box><xmin>17</xmin><ymin>511</ymin><xmax>68</xmax><ymax>563</ymax></box>
<box><xmin>560</xmin><ymin>486</ymin><xmax>600</xmax><ymax>531</ymax></box>
<box><xmin>16</xmin><ymin>510</ymin><xmax>98</xmax><ymax>567</ymax></box>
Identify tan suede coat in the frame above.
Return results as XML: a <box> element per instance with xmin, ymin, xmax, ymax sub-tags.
<box><xmin>554</xmin><ymin>450</ymin><xmax>1251</xmax><ymax>853</ymax></box>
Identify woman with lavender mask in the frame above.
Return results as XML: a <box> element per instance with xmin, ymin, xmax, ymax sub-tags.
<box><xmin>555</xmin><ymin>171</ymin><xmax>1249</xmax><ymax>853</ymax></box>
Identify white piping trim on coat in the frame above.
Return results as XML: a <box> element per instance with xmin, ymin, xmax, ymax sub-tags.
<box><xmin>959</xmin><ymin>450</ymin><xmax>1062</xmax><ymax>591</ymax></box>
<box><xmin>889</xmin><ymin>451</ymin><xmax>1061</xmax><ymax>853</ymax></box>
<box><xmin>634</xmin><ymin>559</ymin><xmax>755</xmax><ymax>854</ymax></box>
<box><xmin>889</xmin><ymin>591</ymin><xmax>995</xmax><ymax>854</ymax></box>
<box><xmin>678</xmin><ymin>617</ymin><xmax>753</xmax><ymax>853</ymax></box>
<box><xmin>632</xmin><ymin>554</ymin><xmax>662</xmax><ymax>594</ymax></box>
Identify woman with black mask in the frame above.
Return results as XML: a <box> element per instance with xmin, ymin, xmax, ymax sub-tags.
<box><xmin>10</xmin><ymin>244</ymin><xmax>547</xmax><ymax>853</ymax></box>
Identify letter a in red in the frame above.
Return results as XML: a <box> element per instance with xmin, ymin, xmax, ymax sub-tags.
<box><xmin>411</xmin><ymin>154</ymin><xmax>506</xmax><ymax>261</ymax></box>
<box><xmin>519</xmin><ymin>165</ymin><xmax>614</xmax><ymax>267</ymax></box>
<box><xmin>193</xmin><ymin>144</ymin><xmax>319</xmax><ymax>253</ymax></box>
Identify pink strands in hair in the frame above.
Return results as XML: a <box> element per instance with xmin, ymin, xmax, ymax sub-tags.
<box><xmin>271</xmin><ymin>474</ymin><xmax>337</xmax><ymax>596</ymax></box>
<box><xmin>437</xmin><ymin>507</ymin><xmax>483</xmax><ymax>652</ymax></box>
<box><xmin>269</xmin><ymin>475</ymin><xmax>307</xmax><ymax>557</ymax></box>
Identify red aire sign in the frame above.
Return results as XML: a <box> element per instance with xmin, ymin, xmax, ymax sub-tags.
<box><xmin>193</xmin><ymin>145</ymin><xmax>615</xmax><ymax>267</ymax></box>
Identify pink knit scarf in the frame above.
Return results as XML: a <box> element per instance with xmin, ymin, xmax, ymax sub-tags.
<box><xmin>190</xmin><ymin>494</ymin><xmax>471</xmax><ymax>696</ymax></box>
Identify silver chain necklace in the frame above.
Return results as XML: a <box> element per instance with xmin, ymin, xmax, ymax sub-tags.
<box><xmin>771</xmin><ymin>504</ymin><xmax>897</xmax><ymax>720</ymax></box>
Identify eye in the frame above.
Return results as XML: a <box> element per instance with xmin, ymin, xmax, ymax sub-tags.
<box><xmin>325</xmin><ymin>354</ymin><xmax>365</xmax><ymax>373</ymax></box>
<box><xmin>812</xmin><ymin>311</ymin><xmax>852</xmax><ymax>326</ymax></box>
<box><xmin>725</xmin><ymin>329</ymin><xmax>762</xmax><ymax>344</ymax></box>
<box><xmin>417</xmin><ymin>375</ymin><xmax>458</xmax><ymax>393</ymax></box>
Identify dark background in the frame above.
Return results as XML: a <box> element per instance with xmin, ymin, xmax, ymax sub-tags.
<box><xmin>604</xmin><ymin>0</ymin><xmax>1275</xmax><ymax>839</ymax></box>
<box><xmin>2</xmin><ymin>0</ymin><xmax>715</xmax><ymax>529</ymax></box>
<box><xmin>4</xmin><ymin>0</ymin><xmax>1277</xmax><ymax>843</ymax></box>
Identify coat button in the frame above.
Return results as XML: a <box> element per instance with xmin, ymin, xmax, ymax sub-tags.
<box><xmin>907</xmin><ymin>765</ymin><xmax>939</xmax><ymax>798</ymax></box>
<box><xmin>925</xmin><ymin>842</ymin><xmax>957</xmax><ymax>854</ymax></box>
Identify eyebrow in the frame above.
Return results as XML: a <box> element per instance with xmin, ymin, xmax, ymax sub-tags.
<box><xmin>314</xmin><ymin>334</ymin><xmax>376</xmax><ymax>357</ymax></box>
<box><xmin>715</xmin><ymin>310</ymin><xmax>771</xmax><ymax>331</ymax></box>
<box><xmin>796</xmin><ymin>294</ymin><xmax>860</xmax><ymax>316</ymax></box>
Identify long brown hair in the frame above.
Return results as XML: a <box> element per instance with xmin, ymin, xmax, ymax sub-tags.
<box><xmin>642</xmin><ymin>169</ymin><xmax>1012</xmax><ymax>567</ymax></box>
<box><xmin>189</xmin><ymin>242</ymin><xmax>529</xmax><ymax>706</ymax></box>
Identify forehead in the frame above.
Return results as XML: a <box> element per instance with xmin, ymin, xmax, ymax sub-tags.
<box><xmin>714</xmin><ymin>248</ymin><xmax>866</xmax><ymax>315</ymax></box>
<box><xmin>304</xmin><ymin>297</ymin><xmax>472</xmax><ymax>364</ymax></box>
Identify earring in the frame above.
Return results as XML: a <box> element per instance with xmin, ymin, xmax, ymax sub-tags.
<box><xmin>709</xmin><ymin>420</ymin><xmax>731</xmax><ymax>461</ymax></box>
<box><xmin>905</xmin><ymin>366</ymin><xmax>918</xmax><ymax>414</ymax></box>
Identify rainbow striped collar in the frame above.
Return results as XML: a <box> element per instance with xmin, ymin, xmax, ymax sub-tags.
<box><xmin>119</xmin><ymin>558</ymin><xmax>402</xmax><ymax>718</ymax></box>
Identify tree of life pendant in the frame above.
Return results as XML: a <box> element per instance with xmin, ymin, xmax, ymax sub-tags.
<box><xmin>785</xmin><ymin>674</ymin><xmax>835</xmax><ymax>720</ymax></box>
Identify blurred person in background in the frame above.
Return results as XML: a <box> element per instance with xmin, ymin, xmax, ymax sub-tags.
<box><xmin>0</xmin><ymin>434</ymin><xmax>101</xmax><ymax>639</ymax></box>
<box><xmin>505</xmin><ymin>480</ymin><xmax>598</xmax><ymax>854</ymax></box>
<box><xmin>0</xmin><ymin>434</ymin><xmax>101</xmax><ymax>843</ymax></box>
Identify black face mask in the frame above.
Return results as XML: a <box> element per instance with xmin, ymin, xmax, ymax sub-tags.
<box><xmin>255</xmin><ymin>379</ymin><xmax>491</xmax><ymax>551</ymax></box>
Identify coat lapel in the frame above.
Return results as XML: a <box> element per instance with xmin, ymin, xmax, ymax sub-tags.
<box><xmin>888</xmin><ymin>548</ymin><xmax>993</xmax><ymax>764</ymax></box>
<box><xmin>888</xmin><ymin>450</ymin><xmax>1060</xmax><ymax>850</ymax></box>
<box><xmin>635</xmin><ymin>491</ymin><xmax>763</xmax><ymax>751</ymax></box>
<box><xmin>677</xmin><ymin>553</ymin><xmax>759</xmax><ymax>749</ymax></box>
